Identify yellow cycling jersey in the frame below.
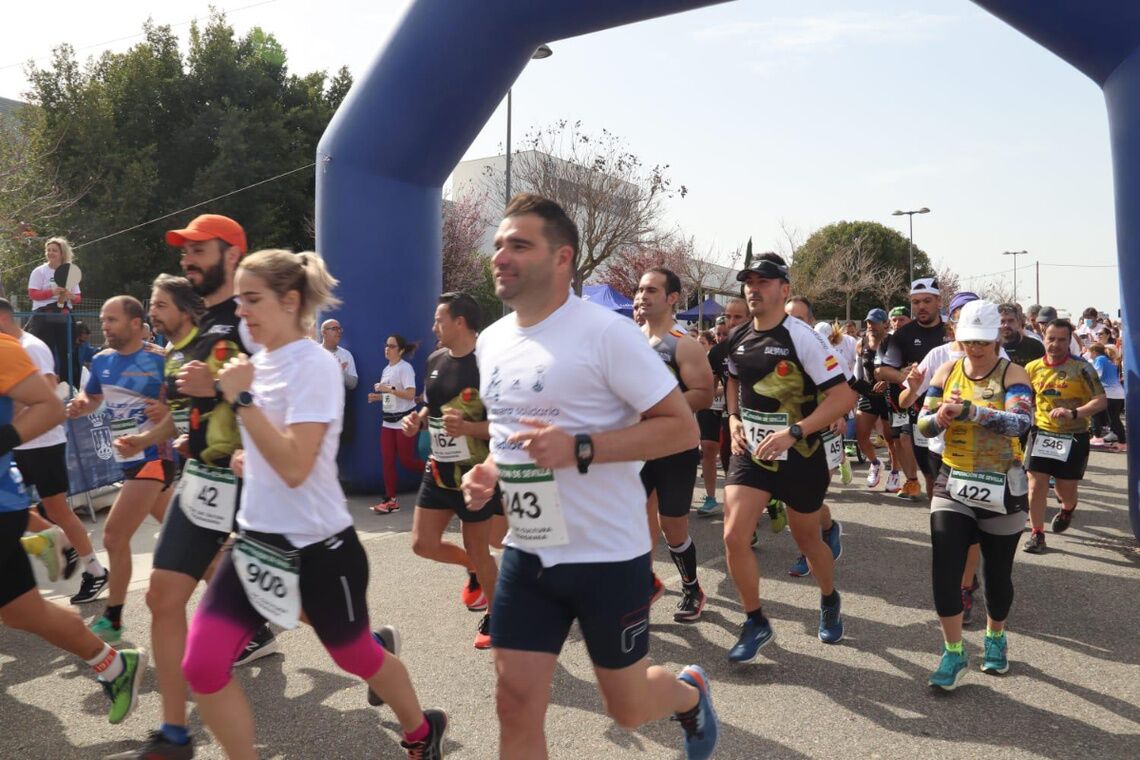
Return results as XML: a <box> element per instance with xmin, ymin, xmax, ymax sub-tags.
<box><xmin>1025</xmin><ymin>356</ymin><xmax>1104</xmax><ymax>434</ymax></box>
<box><xmin>940</xmin><ymin>358</ymin><xmax>1015</xmax><ymax>474</ymax></box>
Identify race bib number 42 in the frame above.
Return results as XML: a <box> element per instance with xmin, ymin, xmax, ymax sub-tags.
<box><xmin>1031</xmin><ymin>432</ymin><xmax>1073</xmax><ymax>462</ymax></box>
<box><xmin>180</xmin><ymin>460</ymin><xmax>238</xmax><ymax>532</ymax></box>
<box><xmin>498</xmin><ymin>462</ymin><xmax>569</xmax><ymax>549</ymax></box>
<box><xmin>233</xmin><ymin>535</ymin><xmax>301</xmax><ymax>630</ymax></box>
<box><xmin>741</xmin><ymin>409</ymin><xmax>789</xmax><ymax>461</ymax></box>
<box><xmin>947</xmin><ymin>469</ymin><xmax>1006</xmax><ymax>513</ymax></box>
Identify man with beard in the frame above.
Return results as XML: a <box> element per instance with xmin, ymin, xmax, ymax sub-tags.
<box><xmin>878</xmin><ymin>278</ymin><xmax>949</xmax><ymax>500</ymax></box>
<box><xmin>67</xmin><ymin>297</ymin><xmax>175</xmax><ymax>645</ymax></box>
<box><xmin>109</xmin><ymin>216</ymin><xmax>275</xmax><ymax>760</ymax></box>
<box><xmin>999</xmin><ymin>304</ymin><xmax>1045</xmax><ymax>368</ymax></box>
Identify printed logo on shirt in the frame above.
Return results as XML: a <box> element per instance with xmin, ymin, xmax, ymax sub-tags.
<box><xmin>532</xmin><ymin>366</ymin><xmax>546</xmax><ymax>393</ymax></box>
<box><xmin>206</xmin><ymin>324</ymin><xmax>234</xmax><ymax>336</ymax></box>
<box><xmin>764</xmin><ymin>346</ymin><xmax>790</xmax><ymax>356</ymax></box>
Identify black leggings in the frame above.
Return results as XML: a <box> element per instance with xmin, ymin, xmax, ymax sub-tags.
<box><xmin>1093</xmin><ymin>398</ymin><xmax>1126</xmax><ymax>443</ymax></box>
<box><xmin>930</xmin><ymin>511</ymin><xmax>1019</xmax><ymax>621</ymax></box>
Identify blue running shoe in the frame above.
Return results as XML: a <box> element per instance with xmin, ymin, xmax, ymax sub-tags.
<box><xmin>696</xmin><ymin>496</ymin><xmax>720</xmax><ymax>517</ymax></box>
<box><xmin>824</xmin><ymin>520</ymin><xmax>843</xmax><ymax>561</ymax></box>
<box><xmin>981</xmin><ymin>634</ymin><xmax>1009</xmax><ymax>675</ymax></box>
<box><xmin>727</xmin><ymin>617</ymin><xmax>774</xmax><ymax>662</ymax></box>
<box><xmin>928</xmin><ymin>648</ymin><xmax>968</xmax><ymax>691</ymax></box>
<box><xmin>788</xmin><ymin>554</ymin><xmax>810</xmax><ymax>577</ymax></box>
<box><xmin>819</xmin><ymin>592</ymin><xmax>844</xmax><ymax>644</ymax></box>
<box><xmin>676</xmin><ymin>665</ymin><xmax>719</xmax><ymax>760</ymax></box>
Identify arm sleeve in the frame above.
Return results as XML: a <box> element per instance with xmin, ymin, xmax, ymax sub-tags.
<box><xmin>286</xmin><ymin>353</ymin><xmax>343</xmax><ymax>425</ymax></box>
<box><xmin>969</xmin><ymin>384</ymin><xmax>1032</xmax><ymax>436</ymax></box>
<box><xmin>916</xmin><ymin>385</ymin><xmax>945</xmax><ymax>438</ymax></box>
<box><xmin>599</xmin><ymin>317</ymin><xmax>678</xmax><ymax>414</ymax></box>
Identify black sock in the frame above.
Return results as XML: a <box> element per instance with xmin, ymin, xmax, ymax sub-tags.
<box><xmin>668</xmin><ymin>537</ymin><xmax>699</xmax><ymax>588</ymax></box>
<box><xmin>746</xmin><ymin>607</ymin><xmax>766</xmax><ymax>625</ymax></box>
<box><xmin>105</xmin><ymin>604</ymin><xmax>124</xmax><ymax>628</ymax></box>
<box><xmin>821</xmin><ymin>590</ymin><xmax>840</xmax><ymax>607</ymax></box>
<box><xmin>468</xmin><ymin>571</ymin><xmax>479</xmax><ymax>588</ymax></box>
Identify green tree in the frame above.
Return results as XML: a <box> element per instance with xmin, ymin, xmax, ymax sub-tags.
<box><xmin>12</xmin><ymin>12</ymin><xmax>351</xmax><ymax>298</ymax></box>
<box><xmin>790</xmin><ymin>220</ymin><xmax>931</xmax><ymax>318</ymax></box>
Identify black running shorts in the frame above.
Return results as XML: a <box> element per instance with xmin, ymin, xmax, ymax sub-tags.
<box><xmin>725</xmin><ymin>444</ymin><xmax>830</xmax><ymax>514</ymax></box>
<box><xmin>13</xmin><ymin>443</ymin><xmax>69</xmax><ymax>499</ymax></box>
<box><xmin>0</xmin><ymin>510</ymin><xmax>36</xmax><ymax>607</ymax></box>
<box><xmin>416</xmin><ymin>460</ymin><xmax>503</xmax><ymax>523</ymax></box>
<box><xmin>1024</xmin><ymin>430</ymin><xmax>1091</xmax><ymax>481</ymax></box>
<box><xmin>640</xmin><ymin>448</ymin><xmax>700</xmax><ymax>518</ymax></box>
<box><xmin>697</xmin><ymin>409</ymin><xmax>722</xmax><ymax>443</ymax></box>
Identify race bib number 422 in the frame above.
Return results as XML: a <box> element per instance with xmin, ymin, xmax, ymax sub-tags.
<box><xmin>947</xmin><ymin>469</ymin><xmax>1006</xmax><ymax>513</ymax></box>
<box><xmin>498</xmin><ymin>462</ymin><xmax>569</xmax><ymax>548</ymax></box>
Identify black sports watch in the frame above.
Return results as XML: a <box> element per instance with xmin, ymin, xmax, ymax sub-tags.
<box><xmin>232</xmin><ymin>390</ymin><xmax>254</xmax><ymax>409</ymax></box>
<box><xmin>788</xmin><ymin>423</ymin><xmax>804</xmax><ymax>441</ymax></box>
<box><xmin>574</xmin><ymin>433</ymin><xmax>594</xmax><ymax>474</ymax></box>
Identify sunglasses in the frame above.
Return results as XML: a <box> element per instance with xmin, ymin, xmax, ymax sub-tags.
<box><xmin>962</xmin><ymin>340</ymin><xmax>993</xmax><ymax>348</ymax></box>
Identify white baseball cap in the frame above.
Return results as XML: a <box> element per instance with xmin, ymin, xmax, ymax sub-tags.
<box><xmin>955</xmin><ymin>300</ymin><xmax>1001</xmax><ymax>342</ymax></box>
<box><xmin>814</xmin><ymin>321</ymin><xmax>833</xmax><ymax>339</ymax></box>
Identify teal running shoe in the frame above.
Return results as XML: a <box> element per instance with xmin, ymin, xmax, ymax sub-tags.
<box><xmin>981</xmin><ymin>634</ymin><xmax>1009</xmax><ymax>675</ymax></box>
<box><xmin>90</xmin><ymin>616</ymin><xmax>122</xmax><ymax>644</ymax></box>
<box><xmin>928</xmin><ymin>648</ymin><xmax>968</xmax><ymax>691</ymax></box>
<box><xmin>696</xmin><ymin>496</ymin><xmax>720</xmax><ymax>517</ymax></box>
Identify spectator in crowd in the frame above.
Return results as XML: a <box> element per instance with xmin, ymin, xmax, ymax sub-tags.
<box><xmin>369</xmin><ymin>334</ymin><xmax>424</xmax><ymax>513</ymax></box>
<box><xmin>26</xmin><ymin>237</ymin><xmax>81</xmax><ymax>378</ymax></box>
<box><xmin>321</xmin><ymin>318</ymin><xmax>358</xmax><ymax>450</ymax></box>
<box><xmin>1075</xmin><ymin>307</ymin><xmax>1100</xmax><ymax>345</ymax></box>
<box><xmin>1088</xmin><ymin>342</ymin><xmax>1126</xmax><ymax>450</ymax></box>
<box><xmin>889</xmin><ymin>306</ymin><xmax>910</xmax><ymax>333</ymax></box>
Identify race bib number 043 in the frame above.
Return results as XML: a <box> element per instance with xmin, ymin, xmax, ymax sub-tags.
<box><xmin>947</xmin><ymin>469</ymin><xmax>1006</xmax><ymax>513</ymax></box>
<box><xmin>233</xmin><ymin>535</ymin><xmax>301</xmax><ymax>630</ymax></box>
<box><xmin>742</xmin><ymin>409</ymin><xmax>789</xmax><ymax>462</ymax></box>
<box><xmin>498</xmin><ymin>462</ymin><xmax>569</xmax><ymax>549</ymax></box>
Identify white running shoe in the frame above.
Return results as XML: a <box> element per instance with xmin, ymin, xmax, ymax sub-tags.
<box><xmin>884</xmin><ymin>469</ymin><xmax>901</xmax><ymax>493</ymax></box>
<box><xmin>866</xmin><ymin>461</ymin><xmax>882</xmax><ymax>488</ymax></box>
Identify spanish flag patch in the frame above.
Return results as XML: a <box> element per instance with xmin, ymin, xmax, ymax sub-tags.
<box><xmin>824</xmin><ymin>355</ymin><xmax>839</xmax><ymax>371</ymax></box>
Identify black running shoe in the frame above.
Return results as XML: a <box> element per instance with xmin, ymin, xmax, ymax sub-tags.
<box><xmin>367</xmin><ymin>625</ymin><xmax>401</xmax><ymax>707</ymax></box>
<box><xmin>234</xmin><ymin>625</ymin><xmax>278</xmax><ymax>667</ymax></box>
<box><xmin>62</xmin><ymin>547</ymin><xmax>79</xmax><ymax>581</ymax></box>
<box><xmin>401</xmin><ymin>708</ymin><xmax>447</xmax><ymax>760</ymax></box>
<box><xmin>673</xmin><ymin>585</ymin><xmax>706</xmax><ymax>623</ymax></box>
<box><xmin>70</xmin><ymin>571</ymin><xmax>109</xmax><ymax>604</ymax></box>
<box><xmin>104</xmin><ymin>729</ymin><xmax>194</xmax><ymax>759</ymax></box>
<box><xmin>1051</xmin><ymin>508</ymin><xmax>1075</xmax><ymax>534</ymax></box>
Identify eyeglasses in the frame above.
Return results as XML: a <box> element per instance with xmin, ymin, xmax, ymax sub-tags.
<box><xmin>384</xmin><ymin>343</ymin><xmax>398</xmax><ymax>349</ymax></box>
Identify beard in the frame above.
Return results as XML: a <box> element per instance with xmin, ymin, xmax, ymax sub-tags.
<box><xmin>187</xmin><ymin>258</ymin><xmax>227</xmax><ymax>297</ymax></box>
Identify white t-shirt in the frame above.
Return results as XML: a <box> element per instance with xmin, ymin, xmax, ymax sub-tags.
<box><xmin>834</xmin><ymin>334</ymin><xmax>858</xmax><ymax>375</ymax></box>
<box><xmin>237</xmin><ymin>338</ymin><xmax>349</xmax><ymax>547</ymax></box>
<box><xmin>904</xmin><ymin>342</ymin><xmax>1009</xmax><ymax>455</ymax></box>
<box><xmin>477</xmin><ymin>295</ymin><xmax>677</xmax><ymax>566</ymax></box>
<box><xmin>15</xmin><ymin>331</ymin><xmax>68</xmax><ymax>449</ymax></box>
<box><xmin>329</xmin><ymin>345</ymin><xmax>357</xmax><ymax>389</ymax></box>
<box><xmin>27</xmin><ymin>262</ymin><xmax>81</xmax><ymax>310</ymax></box>
<box><xmin>379</xmin><ymin>360</ymin><xmax>417</xmax><ymax>428</ymax></box>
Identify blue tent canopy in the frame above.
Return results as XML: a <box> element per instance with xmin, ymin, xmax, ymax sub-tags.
<box><xmin>582</xmin><ymin>284</ymin><xmax>634</xmax><ymax>315</ymax></box>
<box><xmin>676</xmin><ymin>297</ymin><xmax>724</xmax><ymax>321</ymax></box>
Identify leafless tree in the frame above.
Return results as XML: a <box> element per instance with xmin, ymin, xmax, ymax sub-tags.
<box><xmin>441</xmin><ymin>188</ymin><xmax>492</xmax><ymax>294</ymax></box>
<box><xmin>869</xmin><ymin>266</ymin><xmax>907</xmax><ymax>311</ymax></box>
<box><xmin>811</xmin><ymin>235</ymin><xmax>886</xmax><ymax>321</ymax></box>
<box><xmin>484</xmin><ymin>120</ymin><xmax>685</xmax><ymax>294</ymax></box>
<box><xmin>980</xmin><ymin>276</ymin><xmax>1016</xmax><ymax>305</ymax></box>
<box><xmin>775</xmin><ymin>219</ymin><xmax>805</xmax><ymax>264</ymax></box>
<box><xmin>933</xmin><ymin>263</ymin><xmax>962</xmax><ymax>301</ymax></box>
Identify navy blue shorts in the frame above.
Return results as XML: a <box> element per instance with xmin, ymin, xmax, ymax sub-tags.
<box><xmin>490</xmin><ymin>548</ymin><xmax>651</xmax><ymax>669</ymax></box>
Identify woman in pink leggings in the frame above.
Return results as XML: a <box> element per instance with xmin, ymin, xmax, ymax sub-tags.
<box><xmin>369</xmin><ymin>334</ymin><xmax>424</xmax><ymax>514</ymax></box>
<box><xmin>180</xmin><ymin>249</ymin><xmax>446</xmax><ymax>759</ymax></box>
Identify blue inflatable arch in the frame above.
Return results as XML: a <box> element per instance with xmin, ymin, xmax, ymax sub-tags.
<box><xmin>317</xmin><ymin>0</ymin><xmax>1140</xmax><ymax>540</ymax></box>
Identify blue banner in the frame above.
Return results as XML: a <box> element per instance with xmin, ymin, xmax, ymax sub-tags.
<box><xmin>65</xmin><ymin>409</ymin><xmax>124</xmax><ymax>496</ymax></box>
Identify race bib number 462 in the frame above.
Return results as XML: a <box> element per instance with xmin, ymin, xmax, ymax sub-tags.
<box><xmin>498</xmin><ymin>462</ymin><xmax>569</xmax><ymax>549</ymax></box>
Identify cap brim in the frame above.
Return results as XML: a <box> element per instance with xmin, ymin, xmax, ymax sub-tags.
<box><xmin>166</xmin><ymin>229</ymin><xmax>215</xmax><ymax>247</ymax></box>
<box><xmin>956</xmin><ymin>328</ymin><xmax>999</xmax><ymax>342</ymax></box>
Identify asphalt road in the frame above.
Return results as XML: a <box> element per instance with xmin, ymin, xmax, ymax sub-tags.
<box><xmin>2</xmin><ymin>450</ymin><xmax>1138</xmax><ymax>759</ymax></box>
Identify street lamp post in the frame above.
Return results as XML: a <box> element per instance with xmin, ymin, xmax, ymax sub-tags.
<box><xmin>1003</xmin><ymin>250</ymin><xmax>1028</xmax><ymax>303</ymax></box>
<box><xmin>504</xmin><ymin>44</ymin><xmax>553</xmax><ymax>206</ymax></box>
<box><xmin>892</xmin><ymin>207</ymin><xmax>931</xmax><ymax>285</ymax></box>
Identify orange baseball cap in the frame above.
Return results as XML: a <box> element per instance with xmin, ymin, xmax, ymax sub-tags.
<box><xmin>165</xmin><ymin>214</ymin><xmax>247</xmax><ymax>253</ymax></box>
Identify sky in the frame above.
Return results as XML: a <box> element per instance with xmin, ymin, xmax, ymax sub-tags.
<box><xmin>2</xmin><ymin>0</ymin><xmax>1121</xmax><ymax>316</ymax></box>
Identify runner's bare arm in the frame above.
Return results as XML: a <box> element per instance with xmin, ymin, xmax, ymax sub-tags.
<box><xmin>592</xmin><ymin>386</ymin><xmax>697</xmax><ymax>464</ymax></box>
<box><xmin>66</xmin><ymin>391</ymin><xmax>102</xmax><ymax>418</ymax></box>
<box><xmin>725</xmin><ymin>376</ymin><xmax>747</xmax><ymax>454</ymax></box>
<box><xmin>8</xmin><ymin>371</ymin><xmax>65</xmax><ymax>445</ymax></box>
<box><xmin>676</xmin><ymin>336</ymin><xmax>714</xmax><ymax>412</ymax></box>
